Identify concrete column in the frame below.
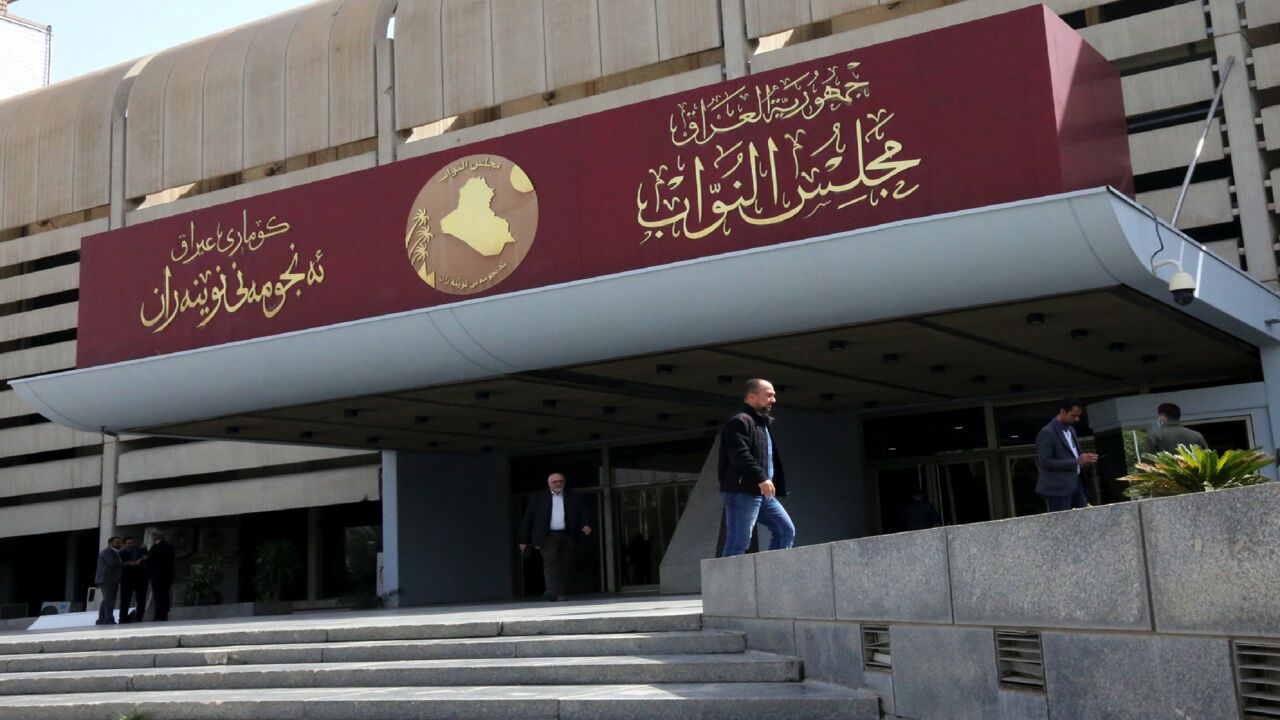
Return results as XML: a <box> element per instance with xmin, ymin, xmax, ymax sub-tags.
<box><xmin>1214</xmin><ymin>33</ymin><xmax>1278</xmax><ymax>284</ymax></box>
<box><xmin>720</xmin><ymin>0</ymin><xmax>751</xmax><ymax>80</ymax></box>
<box><xmin>97</xmin><ymin>437</ymin><xmax>120</xmax><ymax>548</ymax></box>
<box><xmin>390</xmin><ymin>451</ymin><xmax>513</xmax><ymax>606</ymax></box>
<box><xmin>375</xmin><ymin>37</ymin><xmax>398</xmax><ymax>165</ymax></box>
<box><xmin>306</xmin><ymin>507</ymin><xmax>322</xmax><ymax>601</ymax></box>
<box><xmin>379</xmin><ymin>450</ymin><xmax>400</xmax><ymax>606</ymax></box>
<box><xmin>64</xmin><ymin>534</ymin><xmax>77</xmax><ymax>603</ymax></box>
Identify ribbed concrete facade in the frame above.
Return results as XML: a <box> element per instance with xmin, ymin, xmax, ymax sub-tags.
<box><xmin>0</xmin><ymin>0</ymin><xmax>1275</xmax><ymax>612</ymax></box>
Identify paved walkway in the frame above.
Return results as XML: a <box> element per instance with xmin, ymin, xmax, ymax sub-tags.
<box><xmin>1</xmin><ymin>594</ymin><xmax>704</xmax><ymax>641</ymax></box>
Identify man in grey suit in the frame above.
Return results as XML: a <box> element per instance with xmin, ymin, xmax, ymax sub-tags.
<box><xmin>1035</xmin><ymin>399</ymin><xmax>1098</xmax><ymax>512</ymax></box>
<box><xmin>95</xmin><ymin>536</ymin><xmax>124</xmax><ymax>625</ymax></box>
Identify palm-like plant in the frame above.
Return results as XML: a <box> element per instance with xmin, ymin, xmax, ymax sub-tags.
<box><xmin>1121</xmin><ymin>445</ymin><xmax>1273</xmax><ymax>499</ymax></box>
<box><xmin>254</xmin><ymin>539</ymin><xmax>299</xmax><ymax>603</ymax></box>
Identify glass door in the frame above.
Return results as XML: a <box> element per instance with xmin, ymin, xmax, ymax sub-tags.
<box><xmin>936</xmin><ymin>460</ymin><xmax>992</xmax><ymax>525</ymax></box>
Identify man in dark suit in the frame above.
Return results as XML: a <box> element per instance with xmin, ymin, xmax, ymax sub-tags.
<box><xmin>94</xmin><ymin>536</ymin><xmax>123</xmax><ymax>625</ymax></box>
<box><xmin>1036</xmin><ymin>399</ymin><xmax>1098</xmax><ymax>512</ymax></box>
<box><xmin>118</xmin><ymin>536</ymin><xmax>149</xmax><ymax>623</ymax></box>
<box><xmin>519</xmin><ymin>473</ymin><xmax>593</xmax><ymax>601</ymax></box>
<box><xmin>144</xmin><ymin>531</ymin><xmax>176</xmax><ymax>621</ymax></box>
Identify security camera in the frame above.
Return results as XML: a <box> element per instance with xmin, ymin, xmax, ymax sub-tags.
<box><xmin>1169</xmin><ymin>271</ymin><xmax>1196</xmax><ymax>306</ymax></box>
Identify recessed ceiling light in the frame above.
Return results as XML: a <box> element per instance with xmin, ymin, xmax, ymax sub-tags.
<box><xmin>655</xmin><ymin>364</ymin><xmax>673</xmax><ymax>375</ymax></box>
<box><xmin>1142</xmin><ymin>354</ymin><xmax>1159</xmax><ymax>365</ymax></box>
<box><xmin>602</xmin><ymin>406</ymin><xmax>617</xmax><ymax>415</ymax></box>
<box><xmin>1070</xmin><ymin>328</ymin><xmax>1089</xmax><ymax>340</ymax></box>
<box><xmin>1026</xmin><ymin>313</ymin><xmax>1046</xmax><ymax>326</ymax></box>
<box><xmin>1010</xmin><ymin>434</ymin><xmax>1020</xmax><ymax>439</ymax></box>
<box><xmin>1009</xmin><ymin>384</ymin><xmax>1025</xmax><ymax>393</ymax></box>
<box><xmin>542</xmin><ymin>399</ymin><xmax>558</xmax><ymax>408</ymax></box>
<box><xmin>882</xmin><ymin>353</ymin><xmax>899</xmax><ymax>364</ymax></box>
<box><xmin>888</xmin><ymin>447</ymin><xmax>898</xmax><ymax>451</ymax></box>
<box><xmin>930</xmin><ymin>365</ymin><xmax>946</xmax><ymax>374</ymax></box>
<box><xmin>414</xmin><ymin>415</ymin><xmax>430</xmax><ymax>425</ymax></box>
<box><xmin>1109</xmin><ymin>342</ymin><xmax>1126</xmax><ymax>353</ymax></box>
<box><xmin>478</xmin><ymin>422</ymin><xmax>492</xmax><ymax>430</ymax></box>
<box><xmin>954</xmin><ymin>425</ymin><xmax>965</xmax><ymax>430</ymax></box>
<box><xmin>828</xmin><ymin>340</ymin><xmax>846</xmax><ymax>351</ymax></box>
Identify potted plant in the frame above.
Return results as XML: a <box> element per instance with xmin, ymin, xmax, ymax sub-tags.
<box><xmin>254</xmin><ymin>538</ymin><xmax>299</xmax><ymax>605</ymax></box>
<box><xmin>1120</xmin><ymin>445</ymin><xmax>1273</xmax><ymax>499</ymax></box>
<box><xmin>181</xmin><ymin>553</ymin><xmax>224</xmax><ymax>606</ymax></box>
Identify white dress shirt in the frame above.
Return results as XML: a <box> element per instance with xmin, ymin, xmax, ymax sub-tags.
<box><xmin>549</xmin><ymin>491</ymin><xmax>566</xmax><ymax>531</ymax></box>
<box><xmin>1062</xmin><ymin>428</ymin><xmax>1080</xmax><ymax>474</ymax></box>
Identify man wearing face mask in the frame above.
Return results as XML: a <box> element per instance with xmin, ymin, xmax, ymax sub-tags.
<box><xmin>718</xmin><ymin>378</ymin><xmax>795</xmax><ymax>557</ymax></box>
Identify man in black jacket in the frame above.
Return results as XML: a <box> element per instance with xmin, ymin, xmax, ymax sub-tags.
<box><xmin>118</xmin><ymin>536</ymin><xmax>148</xmax><ymax>623</ymax></box>
<box><xmin>519</xmin><ymin>473</ymin><xmax>593</xmax><ymax>600</ymax></box>
<box><xmin>144</xmin><ymin>531</ymin><xmax>176</xmax><ymax>621</ymax></box>
<box><xmin>718</xmin><ymin>378</ymin><xmax>795</xmax><ymax>557</ymax></box>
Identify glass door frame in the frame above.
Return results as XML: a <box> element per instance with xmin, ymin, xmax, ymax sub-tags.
<box><xmin>867</xmin><ymin>449</ymin><xmax>1000</xmax><ymax>533</ymax></box>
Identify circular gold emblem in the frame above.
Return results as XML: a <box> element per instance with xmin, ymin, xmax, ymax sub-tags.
<box><xmin>404</xmin><ymin>154</ymin><xmax>538</xmax><ymax>294</ymax></box>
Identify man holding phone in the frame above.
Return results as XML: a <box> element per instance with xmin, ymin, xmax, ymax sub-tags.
<box><xmin>1035</xmin><ymin>398</ymin><xmax>1098</xmax><ymax>512</ymax></box>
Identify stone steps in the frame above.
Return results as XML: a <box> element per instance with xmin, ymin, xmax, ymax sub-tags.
<box><xmin>0</xmin><ymin>602</ymin><xmax>880</xmax><ymax>719</ymax></box>
<box><xmin>0</xmin><ymin>630</ymin><xmax>746</xmax><ymax>673</ymax></box>
<box><xmin>0</xmin><ymin>652</ymin><xmax>801</xmax><ymax>695</ymax></box>
<box><xmin>0</xmin><ymin>611</ymin><xmax>704</xmax><ymax>656</ymax></box>
<box><xmin>0</xmin><ymin>683</ymin><xmax>881</xmax><ymax>720</ymax></box>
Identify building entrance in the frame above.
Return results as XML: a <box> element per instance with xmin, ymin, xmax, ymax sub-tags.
<box><xmin>874</xmin><ymin>460</ymin><xmax>993</xmax><ymax>534</ymax></box>
<box><xmin>509</xmin><ymin>435</ymin><xmax>711</xmax><ymax>597</ymax></box>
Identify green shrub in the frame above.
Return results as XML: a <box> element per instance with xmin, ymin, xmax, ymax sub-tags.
<box><xmin>182</xmin><ymin>553</ymin><xmax>224</xmax><ymax>606</ymax></box>
<box><xmin>1121</xmin><ymin>445</ymin><xmax>1273</xmax><ymax>499</ymax></box>
<box><xmin>254</xmin><ymin>539</ymin><xmax>300</xmax><ymax>602</ymax></box>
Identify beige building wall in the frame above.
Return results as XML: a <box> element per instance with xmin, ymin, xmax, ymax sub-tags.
<box><xmin>0</xmin><ymin>0</ymin><xmax>1277</xmax><ymax>596</ymax></box>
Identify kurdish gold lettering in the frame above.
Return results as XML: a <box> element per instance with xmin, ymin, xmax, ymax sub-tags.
<box><xmin>140</xmin><ymin>242</ymin><xmax>326</xmax><ymax>334</ymax></box>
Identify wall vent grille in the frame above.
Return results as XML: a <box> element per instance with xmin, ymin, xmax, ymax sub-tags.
<box><xmin>862</xmin><ymin>625</ymin><xmax>891</xmax><ymax>670</ymax></box>
<box><xmin>996</xmin><ymin>630</ymin><xmax>1045</xmax><ymax>691</ymax></box>
<box><xmin>1236</xmin><ymin>641</ymin><xmax>1280</xmax><ymax>718</ymax></box>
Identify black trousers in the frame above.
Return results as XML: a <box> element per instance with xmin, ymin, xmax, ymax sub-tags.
<box><xmin>120</xmin><ymin>576</ymin><xmax>147</xmax><ymax>621</ymax></box>
<box><xmin>540</xmin><ymin>531</ymin><xmax>574</xmax><ymax>597</ymax></box>
<box><xmin>151</xmin><ymin>579</ymin><xmax>173</xmax><ymax>621</ymax></box>
<box><xmin>96</xmin><ymin>582</ymin><xmax>118</xmax><ymax>624</ymax></box>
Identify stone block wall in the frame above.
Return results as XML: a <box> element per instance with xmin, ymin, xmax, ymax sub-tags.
<box><xmin>702</xmin><ymin>483</ymin><xmax>1280</xmax><ymax>720</ymax></box>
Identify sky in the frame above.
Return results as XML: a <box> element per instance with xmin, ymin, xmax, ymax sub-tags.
<box><xmin>13</xmin><ymin>0</ymin><xmax>319</xmax><ymax>84</ymax></box>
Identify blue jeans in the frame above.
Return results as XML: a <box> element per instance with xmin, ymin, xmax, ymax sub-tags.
<box><xmin>721</xmin><ymin>492</ymin><xmax>796</xmax><ymax>557</ymax></box>
<box><xmin>1041</xmin><ymin>478</ymin><xmax>1088</xmax><ymax>512</ymax></box>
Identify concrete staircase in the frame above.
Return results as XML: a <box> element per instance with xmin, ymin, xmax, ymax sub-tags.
<box><xmin>0</xmin><ymin>606</ymin><xmax>878</xmax><ymax>719</ymax></box>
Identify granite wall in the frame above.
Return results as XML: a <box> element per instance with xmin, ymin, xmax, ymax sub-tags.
<box><xmin>702</xmin><ymin>483</ymin><xmax>1280</xmax><ymax>720</ymax></box>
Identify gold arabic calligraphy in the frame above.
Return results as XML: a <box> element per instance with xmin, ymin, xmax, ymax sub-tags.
<box><xmin>638</xmin><ymin>62</ymin><xmax>922</xmax><ymax>242</ymax></box>
<box><xmin>140</xmin><ymin>212</ymin><xmax>327</xmax><ymax>333</ymax></box>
